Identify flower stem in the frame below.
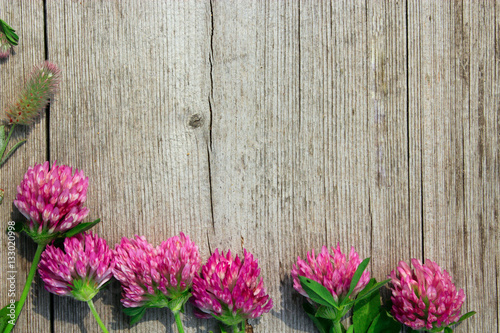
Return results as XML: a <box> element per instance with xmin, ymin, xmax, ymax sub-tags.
<box><xmin>230</xmin><ymin>323</ymin><xmax>245</xmax><ymax>333</ymax></box>
<box><xmin>333</xmin><ymin>321</ymin><xmax>343</xmax><ymax>333</ymax></box>
<box><xmin>87</xmin><ymin>299</ymin><xmax>109</xmax><ymax>333</ymax></box>
<box><xmin>173</xmin><ymin>311</ymin><xmax>185</xmax><ymax>333</ymax></box>
<box><xmin>4</xmin><ymin>243</ymin><xmax>45</xmax><ymax>333</ymax></box>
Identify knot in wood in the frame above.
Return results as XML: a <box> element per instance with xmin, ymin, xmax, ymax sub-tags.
<box><xmin>188</xmin><ymin>114</ymin><xmax>203</xmax><ymax>128</ymax></box>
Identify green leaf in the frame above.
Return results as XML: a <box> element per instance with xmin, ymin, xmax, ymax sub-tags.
<box><xmin>366</xmin><ymin>309</ymin><xmax>402</xmax><ymax>333</ymax></box>
<box><xmin>122</xmin><ymin>306</ymin><xmax>147</xmax><ymax>326</ymax></box>
<box><xmin>305</xmin><ymin>313</ymin><xmax>328</xmax><ymax>333</ymax></box>
<box><xmin>0</xmin><ymin>140</ymin><xmax>26</xmax><ymax>167</ymax></box>
<box><xmin>456</xmin><ymin>311</ymin><xmax>476</xmax><ymax>324</ymax></box>
<box><xmin>444</xmin><ymin>327</ymin><xmax>453</xmax><ymax>333</ymax></box>
<box><xmin>0</xmin><ymin>19</ymin><xmax>19</xmax><ymax>46</ymax></box>
<box><xmin>344</xmin><ymin>279</ymin><xmax>390</xmax><ymax>307</ymax></box>
<box><xmin>0</xmin><ymin>125</ymin><xmax>5</xmax><ymax>150</ymax></box>
<box><xmin>346</xmin><ymin>326</ymin><xmax>354</xmax><ymax>333</ymax></box>
<box><xmin>13</xmin><ymin>221</ymin><xmax>23</xmax><ymax>233</ymax></box>
<box><xmin>339</xmin><ymin>257</ymin><xmax>370</xmax><ymax>307</ymax></box>
<box><xmin>122</xmin><ymin>306</ymin><xmax>146</xmax><ymax>317</ymax></box>
<box><xmin>299</xmin><ymin>276</ymin><xmax>339</xmax><ymax>309</ymax></box>
<box><xmin>352</xmin><ymin>279</ymin><xmax>381</xmax><ymax>333</ymax></box>
<box><xmin>303</xmin><ymin>301</ymin><xmax>331</xmax><ymax>333</ymax></box>
<box><xmin>5</xmin><ymin>31</ymin><xmax>18</xmax><ymax>46</ymax></box>
<box><xmin>302</xmin><ymin>301</ymin><xmax>316</xmax><ymax>316</ymax></box>
<box><xmin>63</xmin><ymin>219</ymin><xmax>101</xmax><ymax>238</ymax></box>
<box><xmin>0</xmin><ymin>301</ymin><xmax>18</xmax><ymax>332</ymax></box>
<box><xmin>357</xmin><ymin>278</ymin><xmax>378</xmax><ymax>298</ymax></box>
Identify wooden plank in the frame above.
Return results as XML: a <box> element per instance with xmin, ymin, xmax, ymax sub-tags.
<box><xmin>463</xmin><ymin>2</ymin><xmax>499</xmax><ymax>331</ymax></box>
<box><xmin>298</xmin><ymin>0</ymin><xmax>371</xmax><ymax>258</ymax></box>
<box><xmin>297</xmin><ymin>0</ymin><xmax>373</xmax><ymax>328</ymax></box>
<box><xmin>408</xmin><ymin>1</ymin><xmax>498</xmax><ymax>331</ymax></box>
<box><xmin>208</xmin><ymin>2</ymin><xmax>303</xmax><ymax>331</ymax></box>
<box><xmin>0</xmin><ymin>1</ymin><xmax>51</xmax><ymax>332</ymax></box>
<box><xmin>409</xmin><ymin>0</ymin><xmax>467</xmax><ymax>321</ymax></box>
<box><xmin>366</xmin><ymin>0</ymin><xmax>420</xmax><ymax>282</ymax></box>
<box><xmin>407</xmin><ymin>0</ymin><xmax>424</xmax><ymax>281</ymax></box>
<box><xmin>46</xmin><ymin>1</ymin><xmax>212</xmax><ymax>332</ymax></box>
<box><xmin>496</xmin><ymin>2</ymin><xmax>500</xmax><ymax>330</ymax></box>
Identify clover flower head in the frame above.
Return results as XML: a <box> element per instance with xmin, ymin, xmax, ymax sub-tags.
<box><xmin>191</xmin><ymin>249</ymin><xmax>273</xmax><ymax>326</ymax></box>
<box><xmin>389</xmin><ymin>259</ymin><xmax>466</xmax><ymax>330</ymax></box>
<box><xmin>5</xmin><ymin>61</ymin><xmax>60</xmax><ymax>125</ymax></box>
<box><xmin>38</xmin><ymin>231</ymin><xmax>114</xmax><ymax>301</ymax></box>
<box><xmin>113</xmin><ymin>233</ymin><xmax>201</xmax><ymax>311</ymax></box>
<box><xmin>14</xmin><ymin>161</ymin><xmax>89</xmax><ymax>244</ymax></box>
<box><xmin>291</xmin><ymin>244</ymin><xmax>370</xmax><ymax>303</ymax></box>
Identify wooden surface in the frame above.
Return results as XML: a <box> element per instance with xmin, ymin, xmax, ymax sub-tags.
<box><xmin>0</xmin><ymin>1</ymin><xmax>498</xmax><ymax>332</ymax></box>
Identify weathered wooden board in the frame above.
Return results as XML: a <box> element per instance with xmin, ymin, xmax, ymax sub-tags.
<box><xmin>366</xmin><ymin>0</ymin><xmax>421</xmax><ymax>282</ymax></box>
<box><xmin>496</xmin><ymin>2</ymin><xmax>500</xmax><ymax>330</ymax></box>
<box><xmin>462</xmin><ymin>2</ymin><xmax>499</xmax><ymax>331</ymax></box>
<box><xmin>0</xmin><ymin>1</ymin><xmax>51</xmax><ymax>332</ymax></box>
<box><xmin>0</xmin><ymin>0</ymin><xmax>497</xmax><ymax>332</ymax></box>
<box><xmin>208</xmin><ymin>2</ymin><xmax>306</xmax><ymax>331</ymax></box>
<box><xmin>408</xmin><ymin>1</ymin><xmax>499</xmax><ymax>332</ymax></box>
<box><xmin>46</xmin><ymin>1</ymin><xmax>213</xmax><ymax>332</ymax></box>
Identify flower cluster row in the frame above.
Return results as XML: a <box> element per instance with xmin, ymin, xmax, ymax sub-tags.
<box><xmin>2</xmin><ymin>161</ymin><xmax>473</xmax><ymax>333</ymax></box>
<box><xmin>7</xmin><ymin>161</ymin><xmax>272</xmax><ymax>333</ymax></box>
<box><xmin>40</xmin><ymin>231</ymin><xmax>272</xmax><ymax>333</ymax></box>
<box><xmin>290</xmin><ymin>245</ymin><xmax>472</xmax><ymax>333</ymax></box>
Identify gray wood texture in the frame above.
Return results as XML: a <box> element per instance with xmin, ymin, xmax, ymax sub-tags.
<box><xmin>0</xmin><ymin>0</ymin><xmax>498</xmax><ymax>332</ymax></box>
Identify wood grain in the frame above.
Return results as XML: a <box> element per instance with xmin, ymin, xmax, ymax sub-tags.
<box><xmin>366</xmin><ymin>0</ymin><xmax>420</xmax><ymax>282</ymax></box>
<box><xmin>209</xmin><ymin>2</ymin><xmax>305</xmax><ymax>331</ymax></box>
<box><xmin>496</xmin><ymin>2</ymin><xmax>500</xmax><ymax>330</ymax></box>
<box><xmin>463</xmin><ymin>2</ymin><xmax>499</xmax><ymax>331</ymax></box>
<box><xmin>408</xmin><ymin>1</ymin><xmax>499</xmax><ymax>332</ymax></box>
<box><xmin>0</xmin><ymin>0</ymin><xmax>497</xmax><ymax>332</ymax></box>
<box><xmin>0</xmin><ymin>1</ymin><xmax>51</xmax><ymax>332</ymax></box>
